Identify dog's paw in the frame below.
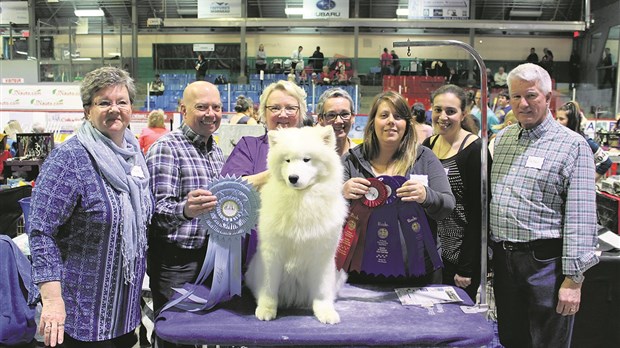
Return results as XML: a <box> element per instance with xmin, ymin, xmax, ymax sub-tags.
<box><xmin>255</xmin><ymin>305</ymin><xmax>278</xmax><ymax>321</ymax></box>
<box><xmin>314</xmin><ymin>307</ymin><xmax>340</xmax><ymax>324</ymax></box>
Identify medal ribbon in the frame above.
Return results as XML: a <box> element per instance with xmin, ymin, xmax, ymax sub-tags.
<box><xmin>159</xmin><ymin>176</ymin><xmax>259</xmax><ymax>314</ymax></box>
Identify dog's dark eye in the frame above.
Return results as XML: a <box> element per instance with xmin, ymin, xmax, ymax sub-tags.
<box><xmin>303</xmin><ymin>158</ymin><xmax>311</xmax><ymax>162</ymax></box>
<box><xmin>285</xmin><ymin>159</ymin><xmax>290</xmax><ymax>163</ymax></box>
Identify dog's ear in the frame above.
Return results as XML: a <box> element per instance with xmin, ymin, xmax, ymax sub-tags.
<box><xmin>319</xmin><ymin>125</ymin><xmax>336</xmax><ymax>149</ymax></box>
<box><xmin>267</xmin><ymin>129</ymin><xmax>279</xmax><ymax>148</ymax></box>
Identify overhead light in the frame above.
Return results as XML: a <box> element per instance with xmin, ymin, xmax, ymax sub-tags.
<box><xmin>177</xmin><ymin>9</ymin><xmax>198</xmax><ymax>15</ymax></box>
<box><xmin>509</xmin><ymin>9</ymin><xmax>542</xmax><ymax>17</ymax></box>
<box><xmin>396</xmin><ymin>9</ymin><xmax>409</xmax><ymax>17</ymax></box>
<box><xmin>284</xmin><ymin>8</ymin><xmax>304</xmax><ymax>15</ymax></box>
<box><xmin>72</xmin><ymin>58</ymin><xmax>92</xmax><ymax>61</ymax></box>
<box><xmin>74</xmin><ymin>9</ymin><xmax>105</xmax><ymax>17</ymax></box>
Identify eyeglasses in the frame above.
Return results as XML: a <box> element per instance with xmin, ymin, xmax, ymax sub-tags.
<box><xmin>92</xmin><ymin>100</ymin><xmax>131</xmax><ymax>111</ymax></box>
<box><xmin>321</xmin><ymin>111</ymin><xmax>353</xmax><ymax>122</ymax></box>
<box><xmin>194</xmin><ymin>103</ymin><xmax>222</xmax><ymax>112</ymax></box>
<box><xmin>432</xmin><ymin>106</ymin><xmax>459</xmax><ymax>116</ymax></box>
<box><xmin>266</xmin><ymin>105</ymin><xmax>300</xmax><ymax>116</ymax></box>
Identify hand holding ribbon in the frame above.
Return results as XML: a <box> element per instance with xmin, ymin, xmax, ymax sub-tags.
<box><xmin>161</xmin><ymin>176</ymin><xmax>259</xmax><ymax>314</ymax></box>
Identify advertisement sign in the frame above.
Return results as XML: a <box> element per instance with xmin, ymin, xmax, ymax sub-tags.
<box><xmin>303</xmin><ymin>0</ymin><xmax>349</xmax><ymax>19</ymax></box>
<box><xmin>408</xmin><ymin>0</ymin><xmax>470</xmax><ymax>20</ymax></box>
<box><xmin>0</xmin><ymin>85</ymin><xmax>82</xmax><ymax>111</ymax></box>
<box><xmin>0</xmin><ymin>2</ymin><xmax>29</xmax><ymax>25</ymax></box>
<box><xmin>193</xmin><ymin>43</ymin><xmax>215</xmax><ymax>52</ymax></box>
<box><xmin>198</xmin><ymin>0</ymin><xmax>242</xmax><ymax>18</ymax></box>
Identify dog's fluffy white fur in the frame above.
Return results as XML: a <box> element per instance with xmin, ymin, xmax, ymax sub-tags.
<box><xmin>245</xmin><ymin>125</ymin><xmax>349</xmax><ymax>324</ymax></box>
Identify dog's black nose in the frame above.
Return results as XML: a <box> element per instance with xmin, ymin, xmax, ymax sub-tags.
<box><xmin>288</xmin><ymin>175</ymin><xmax>299</xmax><ymax>184</ymax></box>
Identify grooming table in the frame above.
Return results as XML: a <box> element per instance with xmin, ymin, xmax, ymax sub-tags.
<box><xmin>155</xmin><ymin>284</ymin><xmax>493</xmax><ymax>347</ymax></box>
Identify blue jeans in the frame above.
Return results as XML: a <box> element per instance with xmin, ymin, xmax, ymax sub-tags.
<box><xmin>492</xmin><ymin>241</ymin><xmax>574</xmax><ymax>348</ymax></box>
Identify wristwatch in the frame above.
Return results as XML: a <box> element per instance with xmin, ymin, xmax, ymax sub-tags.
<box><xmin>567</xmin><ymin>273</ymin><xmax>585</xmax><ymax>284</ymax></box>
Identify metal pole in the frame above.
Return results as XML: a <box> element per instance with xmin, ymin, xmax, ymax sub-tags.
<box><xmin>120</xmin><ymin>20</ymin><xmax>123</xmax><ymax>69</ymax></box>
<box><xmin>132</xmin><ymin>0</ymin><xmax>138</xmax><ymax>81</ymax></box>
<box><xmin>28</xmin><ymin>0</ymin><xmax>36</xmax><ymax>58</ymax></box>
<box><xmin>238</xmin><ymin>0</ymin><xmax>247</xmax><ymax>84</ymax></box>
<box><xmin>101</xmin><ymin>18</ymin><xmax>105</xmax><ymax>67</ymax></box>
<box><xmin>615</xmin><ymin>44</ymin><xmax>620</xmax><ymax>117</ymax></box>
<box><xmin>393</xmin><ymin>39</ymin><xmax>489</xmax><ymax>311</ymax></box>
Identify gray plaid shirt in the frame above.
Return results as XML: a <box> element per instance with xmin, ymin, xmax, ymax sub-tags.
<box><xmin>490</xmin><ymin>113</ymin><xmax>599</xmax><ymax>276</ymax></box>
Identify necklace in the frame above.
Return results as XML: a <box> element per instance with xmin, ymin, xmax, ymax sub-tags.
<box><xmin>435</xmin><ymin>137</ymin><xmax>454</xmax><ymax>159</ymax></box>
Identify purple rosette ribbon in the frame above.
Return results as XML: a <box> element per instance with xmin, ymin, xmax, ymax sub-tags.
<box><xmin>161</xmin><ymin>175</ymin><xmax>259</xmax><ymax>313</ymax></box>
<box><xmin>393</xmin><ymin>175</ymin><xmax>443</xmax><ymax>277</ymax></box>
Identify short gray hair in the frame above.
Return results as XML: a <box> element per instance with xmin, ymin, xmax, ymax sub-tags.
<box><xmin>258</xmin><ymin>80</ymin><xmax>307</xmax><ymax>126</ymax></box>
<box><xmin>507</xmin><ymin>63</ymin><xmax>552</xmax><ymax>96</ymax></box>
<box><xmin>315</xmin><ymin>87</ymin><xmax>355</xmax><ymax>118</ymax></box>
<box><xmin>80</xmin><ymin>66</ymin><xmax>136</xmax><ymax>107</ymax></box>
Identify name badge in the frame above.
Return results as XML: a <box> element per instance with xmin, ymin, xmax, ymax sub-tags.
<box><xmin>525</xmin><ymin>156</ymin><xmax>544</xmax><ymax>169</ymax></box>
<box><xmin>409</xmin><ymin>174</ymin><xmax>429</xmax><ymax>186</ymax></box>
<box><xmin>130</xmin><ymin>165</ymin><xmax>145</xmax><ymax>178</ymax></box>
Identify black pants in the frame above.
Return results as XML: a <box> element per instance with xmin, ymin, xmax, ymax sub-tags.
<box><xmin>147</xmin><ymin>241</ymin><xmax>207</xmax><ymax>348</ymax></box>
<box><xmin>58</xmin><ymin>331</ymin><xmax>137</xmax><ymax>348</ymax></box>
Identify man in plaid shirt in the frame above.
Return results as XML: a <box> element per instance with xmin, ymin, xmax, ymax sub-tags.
<box><xmin>490</xmin><ymin>63</ymin><xmax>598</xmax><ymax>348</ymax></box>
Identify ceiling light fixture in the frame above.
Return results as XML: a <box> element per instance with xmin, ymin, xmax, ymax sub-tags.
<box><xmin>284</xmin><ymin>8</ymin><xmax>304</xmax><ymax>15</ymax></box>
<box><xmin>74</xmin><ymin>9</ymin><xmax>105</xmax><ymax>17</ymax></box>
<box><xmin>396</xmin><ymin>9</ymin><xmax>409</xmax><ymax>17</ymax></box>
<box><xmin>509</xmin><ymin>9</ymin><xmax>542</xmax><ymax>17</ymax></box>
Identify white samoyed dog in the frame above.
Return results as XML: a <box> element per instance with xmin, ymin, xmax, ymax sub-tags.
<box><xmin>245</xmin><ymin>125</ymin><xmax>349</xmax><ymax>324</ymax></box>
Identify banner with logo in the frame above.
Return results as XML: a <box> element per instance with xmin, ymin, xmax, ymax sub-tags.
<box><xmin>198</xmin><ymin>0</ymin><xmax>242</xmax><ymax>18</ymax></box>
<box><xmin>303</xmin><ymin>0</ymin><xmax>349</xmax><ymax>19</ymax></box>
<box><xmin>408</xmin><ymin>0</ymin><xmax>469</xmax><ymax>20</ymax></box>
<box><xmin>0</xmin><ymin>2</ymin><xmax>29</xmax><ymax>25</ymax></box>
<box><xmin>0</xmin><ymin>85</ymin><xmax>82</xmax><ymax>111</ymax></box>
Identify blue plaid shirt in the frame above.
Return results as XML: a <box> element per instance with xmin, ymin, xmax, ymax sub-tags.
<box><xmin>146</xmin><ymin>123</ymin><xmax>224</xmax><ymax>249</ymax></box>
<box><xmin>490</xmin><ymin>113</ymin><xmax>599</xmax><ymax>276</ymax></box>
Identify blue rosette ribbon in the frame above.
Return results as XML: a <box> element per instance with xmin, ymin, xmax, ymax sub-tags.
<box><xmin>161</xmin><ymin>175</ymin><xmax>259</xmax><ymax>313</ymax></box>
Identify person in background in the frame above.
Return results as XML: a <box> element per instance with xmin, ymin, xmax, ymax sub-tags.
<box><xmin>28</xmin><ymin>66</ymin><xmax>153</xmax><ymax>347</ymax></box>
<box><xmin>601</xmin><ymin>47</ymin><xmax>615</xmax><ymax>89</ymax></box>
<box><xmin>490</xmin><ymin>63</ymin><xmax>598</xmax><ymax>347</ymax></box>
<box><xmin>149</xmin><ymin>74</ymin><xmax>165</xmax><ymax>96</ymax></box>
<box><xmin>195</xmin><ymin>54</ymin><xmax>207</xmax><ymax>81</ymax></box>
<box><xmin>291</xmin><ymin>46</ymin><xmax>304</xmax><ymax>71</ymax></box>
<box><xmin>380</xmin><ymin>48</ymin><xmax>392</xmax><ymax>76</ymax></box>
<box><xmin>495</xmin><ymin>91</ymin><xmax>512</xmax><ymax>123</ymax></box>
<box><xmin>3</xmin><ymin>120</ymin><xmax>23</xmax><ymax>157</ymax></box>
<box><xmin>446</xmin><ymin>68</ymin><xmax>458</xmax><ymax>85</ymax></box>
<box><xmin>494</xmin><ymin>66</ymin><xmax>508</xmax><ymax>88</ymax></box>
<box><xmin>423</xmin><ymin>84</ymin><xmax>483</xmax><ymax>302</ymax></box>
<box><xmin>319</xmin><ymin>65</ymin><xmax>333</xmax><ymax>85</ymax></box>
<box><xmin>540</xmin><ymin>48</ymin><xmax>554</xmax><ymax>76</ymax></box>
<box><xmin>471</xmin><ymin>89</ymin><xmax>500</xmax><ymax>136</ymax></box>
<box><xmin>146</xmin><ymin>81</ymin><xmax>224</xmax><ymax>348</ymax></box>
<box><xmin>31</xmin><ymin>122</ymin><xmax>46</xmax><ymax>133</ymax></box>
<box><xmin>0</xmin><ymin>133</ymin><xmax>12</xmax><ymax>182</ymax></box>
<box><xmin>139</xmin><ymin>109</ymin><xmax>169</xmax><ymax>154</ymax></box>
<box><xmin>255</xmin><ymin>44</ymin><xmax>267</xmax><ymax>73</ymax></box>
<box><xmin>411</xmin><ymin>102</ymin><xmax>433</xmax><ymax>144</ymax></box>
<box><xmin>316</xmin><ymin>87</ymin><xmax>356</xmax><ymax>157</ymax></box>
<box><xmin>220</xmin><ymin>80</ymin><xmax>306</xmax><ymax>189</ymax></box>
<box><xmin>230</xmin><ymin>95</ymin><xmax>258</xmax><ymax>125</ymax></box>
<box><xmin>557</xmin><ymin>101</ymin><xmax>611</xmax><ymax>181</ymax></box>
<box><xmin>391</xmin><ymin>50</ymin><xmax>401</xmax><ymax>76</ymax></box>
<box><xmin>341</xmin><ymin>91</ymin><xmax>455</xmax><ymax>285</ymax></box>
<box><xmin>526</xmin><ymin>47</ymin><xmax>539</xmax><ymax>64</ymax></box>
<box><xmin>310</xmin><ymin>46</ymin><xmax>325</xmax><ymax>74</ymax></box>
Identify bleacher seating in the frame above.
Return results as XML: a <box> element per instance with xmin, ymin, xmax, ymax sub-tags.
<box><xmin>143</xmin><ymin>73</ymin><xmax>360</xmax><ymax>114</ymax></box>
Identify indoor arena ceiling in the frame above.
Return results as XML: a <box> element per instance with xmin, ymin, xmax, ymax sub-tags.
<box><xmin>24</xmin><ymin>0</ymin><xmax>587</xmax><ymax>34</ymax></box>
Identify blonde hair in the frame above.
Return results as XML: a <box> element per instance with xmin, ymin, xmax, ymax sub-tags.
<box><xmin>258</xmin><ymin>80</ymin><xmax>307</xmax><ymax>127</ymax></box>
<box><xmin>363</xmin><ymin>91</ymin><xmax>417</xmax><ymax>176</ymax></box>
<box><xmin>3</xmin><ymin>120</ymin><xmax>23</xmax><ymax>140</ymax></box>
<box><xmin>147</xmin><ymin>109</ymin><xmax>166</xmax><ymax>128</ymax></box>
<box><xmin>493</xmin><ymin>110</ymin><xmax>517</xmax><ymax>131</ymax></box>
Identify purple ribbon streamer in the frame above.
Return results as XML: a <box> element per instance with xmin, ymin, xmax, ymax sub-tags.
<box><xmin>361</xmin><ymin>204</ymin><xmax>406</xmax><ymax>277</ymax></box>
<box><xmin>398</xmin><ymin>201</ymin><xmax>443</xmax><ymax>276</ymax></box>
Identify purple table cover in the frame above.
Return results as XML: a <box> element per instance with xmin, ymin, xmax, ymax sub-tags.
<box><xmin>155</xmin><ymin>284</ymin><xmax>493</xmax><ymax>347</ymax></box>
